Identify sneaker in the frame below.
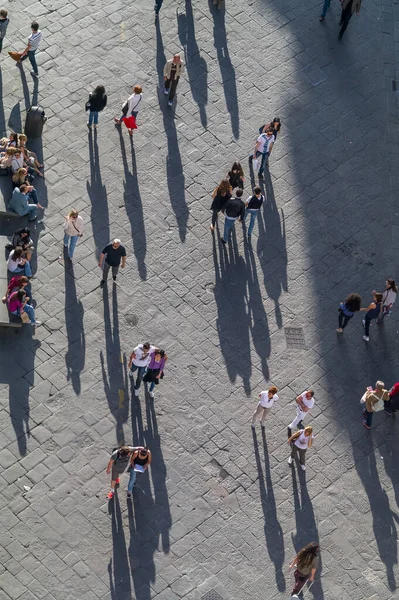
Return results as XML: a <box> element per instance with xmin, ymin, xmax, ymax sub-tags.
<box><xmin>100</xmin><ymin>280</ymin><xmax>105</xmax><ymax>288</ymax></box>
<box><xmin>30</xmin><ymin>71</ymin><xmax>38</xmax><ymax>78</ymax></box>
<box><xmin>113</xmin><ymin>275</ymin><xmax>116</xmax><ymax>281</ymax></box>
<box><xmin>362</xmin><ymin>419</ymin><xmax>370</xmax><ymax>429</ymax></box>
<box><xmin>362</xmin><ymin>319</ymin><xmax>365</xmax><ymax>327</ymax></box>
<box><xmin>127</xmin><ymin>491</ymin><xmax>132</xmax><ymax>498</ymax></box>
<box><xmin>168</xmin><ymin>100</ymin><xmax>173</xmax><ymax>107</ymax></box>
<box><xmin>300</xmin><ymin>464</ymin><xmax>306</xmax><ymax>471</ymax></box>
<box><xmin>363</xmin><ymin>335</ymin><xmax>370</xmax><ymax>342</ymax></box>
<box><xmin>149</xmin><ymin>391</ymin><xmax>155</xmax><ymax>399</ymax></box>
<box><xmin>336</xmin><ymin>328</ymin><xmax>343</xmax><ymax>333</ymax></box>
<box><xmin>164</xmin><ymin>88</ymin><xmax>169</xmax><ymax>95</ymax></box>
<box><xmin>93</xmin><ymin>124</ymin><xmax>97</xmax><ymax>129</ymax></box>
<box><xmin>128</xmin><ymin>370</ymin><xmax>134</xmax><ymax>378</ymax></box>
<box><xmin>319</xmin><ymin>15</ymin><xmax>325</xmax><ymax>21</ymax></box>
<box><xmin>134</xmin><ymin>388</ymin><xmax>139</xmax><ymax>396</ymax></box>
<box><xmin>107</xmin><ymin>491</ymin><xmax>114</xmax><ymax>499</ymax></box>
<box><xmin>288</xmin><ymin>457</ymin><xmax>293</xmax><ymax>465</ymax></box>
<box><xmin>87</xmin><ymin>123</ymin><xmax>92</xmax><ymax>129</ymax></box>
<box><xmin>32</xmin><ymin>321</ymin><xmax>42</xmax><ymax>327</ymax></box>
<box><xmin>220</xmin><ymin>237</ymin><xmax>226</xmax><ymax>244</ymax></box>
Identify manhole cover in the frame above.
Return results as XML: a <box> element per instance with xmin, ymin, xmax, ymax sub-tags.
<box><xmin>201</xmin><ymin>591</ymin><xmax>223</xmax><ymax>600</ymax></box>
<box><xmin>125</xmin><ymin>314</ymin><xmax>139</xmax><ymax>327</ymax></box>
<box><xmin>285</xmin><ymin>327</ymin><xmax>306</xmax><ymax>350</ymax></box>
<box><xmin>301</xmin><ymin>64</ymin><xmax>327</xmax><ymax>86</ymax></box>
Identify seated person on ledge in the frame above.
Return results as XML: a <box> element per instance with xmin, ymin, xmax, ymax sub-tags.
<box><xmin>7</xmin><ymin>289</ymin><xmax>40</xmax><ymax>326</ymax></box>
<box><xmin>7</xmin><ymin>247</ymin><xmax>33</xmax><ymax>278</ymax></box>
<box><xmin>9</xmin><ymin>227</ymin><xmax>34</xmax><ymax>261</ymax></box>
<box><xmin>8</xmin><ymin>184</ymin><xmax>43</xmax><ymax>220</ymax></box>
<box><xmin>2</xmin><ymin>275</ymin><xmax>31</xmax><ymax>304</ymax></box>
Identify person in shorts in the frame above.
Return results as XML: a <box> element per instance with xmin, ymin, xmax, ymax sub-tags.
<box><xmin>251</xmin><ymin>385</ymin><xmax>278</xmax><ymax>428</ymax></box>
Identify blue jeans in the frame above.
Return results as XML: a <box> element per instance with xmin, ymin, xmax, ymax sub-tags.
<box><xmin>321</xmin><ymin>0</ymin><xmax>331</xmax><ymax>17</ymax></box>
<box><xmin>250</xmin><ymin>151</ymin><xmax>269</xmax><ymax>175</ymax></box>
<box><xmin>11</xmin><ymin>261</ymin><xmax>32</xmax><ymax>278</ymax></box>
<box><xmin>21</xmin><ymin>50</ymin><xmax>38</xmax><ymax>74</ymax></box>
<box><xmin>364</xmin><ymin>410</ymin><xmax>373</xmax><ymax>428</ymax></box>
<box><xmin>12</xmin><ymin>303</ymin><xmax>35</xmax><ymax>324</ymax></box>
<box><xmin>245</xmin><ymin>209</ymin><xmax>259</xmax><ymax>237</ymax></box>
<box><xmin>88</xmin><ymin>111</ymin><xmax>98</xmax><ymax>126</ymax></box>
<box><xmin>127</xmin><ymin>469</ymin><xmax>137</xmax><ymax>493</ymax></box>
<box><xmin>130</xmin><ymin>364</ymin><xmax>147</xmax><ymax>389</ymax></box>
<box><xmin>63</xmin><ymin>233</ymin><xmax>78</xmax><ymax>258</ymax></box>
<box><xmin>149</xmin><ymin>381</ymin><xmax>155</xmax><ymax>392</ymax></box>
<box><xmin>222</xmin><ymin>217</ymin><xmax>237</xmax><ymax>242</ymax></box>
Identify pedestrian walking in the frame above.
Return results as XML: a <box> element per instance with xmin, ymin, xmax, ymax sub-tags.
<box><xmin>251</xmin><ymin>385</ymin><xmax>278</xmax><ymax>428</ymax></box>
<box><xmin>127</xmin><ymin>447</ymin><xmax>152</xmax><ymax>497</ymax></box>
<box><xmin>250</xmin><ymin>128</ymin><xmax>275</xmax><ymax>179</ymax></box>
<box><xmin>220</xmin><ymin>189</ymin><xmax>245</xmax><ymax>244</ymax></box>
<box><xmin>86</xmin><ymin>85</ymin><xmax>107</xmax><ymax>130</ymax></box>
<box><xmin>319</xmin><ymin>0</ymin><xmax>331</xmax><ymax>21</ymax></box>
<box><xmin>143</xmin><ymin>349</ymin><xmax>167</xmax><ymax>399</ymax></box>
<box><xmin>0</xmin><ymin>9</ymin><xmax>9</xmax><ymax>54</ymax></box>
<box><xmin>384</xmin><ymin>382</ymin><xmax>399</xmax><ymax>416</ymax></box>
<box><xmin>288</xmin><ymin>426</ymin><xmax>314</xmax><ymax>471</ymax></box>
<box><xmin>227</xmin><ymin>161</ymin><xmax>244</xmax><ymax>190</ymax></box>
<box><xmin>244</xmin><ymin>186</ymin><xmax>264</xmax><ymax>241</ymax></box>
<box><xmin>18</xmin><ymin>21</ymin><xmax>42</xmax><ymax>78</ymax></box>
<box><xmin>210</xmin><ymin>178</ymin><xmax>232</xmax><ymax>231</ymax></box>
<box><xmin>336</xmin><ymin>292</ymin><xmax>361</xmax><ymax>332</ymax></box>
<box><xmin>114</xmin><ymin>85</ymin><xmax>143</xmax><ymax>136</ymax></box>
<box><xmin>287</xmin><ymin>390</ymin><xmax>315</xmax><ymax>438</ymax></box>
<box><xmin>338</xmin><ymin>0</ymin><xmax>361</xmax><ymax>40</ymax></box>
<box><xmin>128</xmin><ymin>342</ymin><xmax>157</xmax><ymax>396</ymax></box>
<box><xmin>99</xmin><ymin>239</ymin><xmax>126</xmax><ymax>288</ymax></box>
<box><xmin>163</xmin><ymin>54</ymin><xmax>184</xmax><ymax>107</ymax></box>
<box><xmin>360</xmin><ymin>292</ymin><xmax>382</xmax><ymax>342</ymax></box>
<box><xmin>60</xmin><ymin>209</ymin><xmax>84</xmax><ymax>261</ymax></box>
<box><xmin>377</xmin><ymin>278</ymin><xmax>397</xmax><ymax>323</ymax></box>
<box><xmin>361</xmin><ymin>381</ymin><xmax>389</xmax><ymax>429</ymax></box>
<box><xmin>288</xmin><ymin>542</ymin><xmax>319</xmax><ymax>596</ymax></box>
<box><xmin>106</xmin><ymin>446</ymin><xmax>135</xmax><ymax>499</ymax></box>
<box><xmin>259</xmin><ymin>117</ymin><xmax>281</xmax><ymax>140</ymax></box>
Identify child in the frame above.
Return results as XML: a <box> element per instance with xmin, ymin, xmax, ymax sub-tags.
<box><xmin>251</xmin><ymin>385</ymin><xmax>279</xmax><ymax>427</ymax></box>
<box><xmin>0</xmin><ymin>9</ymin><xmax>9</xmax><ymax>54</ymax></box>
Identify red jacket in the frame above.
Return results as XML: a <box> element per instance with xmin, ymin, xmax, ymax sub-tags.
<box><xmin>389</xmin><ymin>383</ymin><xmax>399</xmax><ymax>398</ymax></box>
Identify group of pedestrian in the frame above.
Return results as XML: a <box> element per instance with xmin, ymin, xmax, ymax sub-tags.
<box><xmin>106</xmin><ymin>445</ymin><xmax>152</xmax><ymax>500</ymax></box>
<box><xmin>361</xmin><ymin>380</ymin><xmax>399</xmax><ymax>429</ymax></box>
<box><xmin>319</xmin><ymin>0</ymin><xmax>362</xmax><ymax>40</ymax></box>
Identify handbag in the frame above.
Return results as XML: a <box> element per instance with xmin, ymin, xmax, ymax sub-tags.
<box><xmin>252</xmin><ymin>158</ymin><xmax>259</xmax><ymax>171</ymax></box>
<box><xmin>121</xmin><ymin>101</ymin><xmax>129</xmax><ymax>116</ymax></box>
<box><xmin>20</xmin><ymin>310</ymin><xmax>30</xmax><ymax>324</ymax></box>
<box><xmin>8</xmin><ymin>51</ymin><xmax>23</xmax><ymax>62</ymax></box>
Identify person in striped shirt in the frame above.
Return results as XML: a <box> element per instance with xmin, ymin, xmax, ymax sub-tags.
<box><xmin>19</xmin><ymin>21</ymin><xmax>42</xmax><ymax>78</ymax></box>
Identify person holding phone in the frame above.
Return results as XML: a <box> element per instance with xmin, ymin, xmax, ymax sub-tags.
<box><xmin>127</xmin><ymin>447</ymin><xmax>152</xmax><ymax>497</ymax></box>
<box><xmin>60</xmin><ymin>209</ymin><xmax>84</xmax><ymax>260</ymax></box>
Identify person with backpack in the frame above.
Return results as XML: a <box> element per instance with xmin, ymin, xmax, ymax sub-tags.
<box><xmin>249</xmin><ymin>128</ymin><xmax>275</xmax><ymax>178</ymax></box>
<box><xmin>127</xmin><ymin>447</ymin><xmax>152</xmax><ymax>497</ymax></box>
<box><xmin>106</xmin><ymin>446</ymin><xmax>136</xmax><ymax>499</ymax></box>
<box><xmin>86</xmin><ymin>85</ymin><xmax>107</xmax><ymax>130</ymax></box>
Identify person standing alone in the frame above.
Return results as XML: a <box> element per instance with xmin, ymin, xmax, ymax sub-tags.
<box><xmin>19</xmin><ymin>21</ymin><xmax>42</xmax><ymax>78</ymax></box>
<box><xmin>244</xmin><ymin>186</ymin><xmax>264</xmax><ymax>241</ymax></box>
<box><xmin>163</xmin><ymin>54</ymin><xmax>184</xmax><ymax>107</ymax></box>
<box><xmin>0</xmin><ymin>9</ymin><xmax>9</xmax><ymax>54</ymax></box>
<box><xmin>220</xmin><ymin>189</ymin><xmax>245</xmax><ymax>244</ymax></box>
<box><xmin>338</xmin><ymin>0</ymin><xmax>361</xmax><ymax>40</ymax></box>
<box><xmin>86</xmin><ymin>85</ymin><xmax>107</xmax><ymax>130</ymax></box>
<box><xmin>99</xmin><ymin>239</ymin><xmax>126</xmax><ymax>288</ymax></box>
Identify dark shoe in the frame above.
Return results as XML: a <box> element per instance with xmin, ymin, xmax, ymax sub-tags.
<box><xmin>297</xmin><ymin>420</ymin><xmax>304</xmax><ymax>430</ymax></box>
<box><xmin>287</xmin><ymin>427</ymin><xmax>292</xmax><ymax>439</ymax></box>
<box><xmin>338</xmin><ymin>32</ymin><xmax>343</xmax><ymax>40</ymax></box>
<box><xmin>247</xmin><ymin>235</ymin><xmax>251</xmax><ymax>243</ymax></box>
<box><xmin>112</xmin><ymin>275</ymin><xmax>116</xmax><ymax>281</ymax></box>
<box><xmin>319</xmin><ymin>15</ymin><xmax>325</xmax><ymax>21</ymax></box>
<box><xmin>362</xmin><ymin>419</ymin><xmax>370</xmax><ymax>430</ymax></box>
<box><xmin>100</xmin><ymin>280</ymin><xmax>105</xmax><ymax>288</ymax></box>
<box><xmin>220</xmin><ymin>237</ymin><xmax>226</xmax><ymax>244</ymax></box>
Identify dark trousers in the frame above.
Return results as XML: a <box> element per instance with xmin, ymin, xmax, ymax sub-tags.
<box><xmin>292</xmin><ymin>570</ymin><xmax>308</xmax><ymax>595</ymax></box>
<box><xmin>0</xmin><ymin>38</ymin><xmax>3</xmax><ymax>53</ymax></box>
<box><xmin>364</xmin><ymin>409</ymin><xmax>373</xmax><ymax>427</ymax></box>
<box><xmin>103</xmin><ymin>263</ymin><xmax>119</xmax><ymax>281</ymax></box>
<box><xmin>20</xmin><ymin>50</ymin><xmax>38</xmax><ymax>74</ymax></box>
<box><xmin>364</xmin><ymin>316</ymin><xmax>373</xmax><ymax>337</ymax></box>
<box><xmin>212</xmin><ymin>210</ymin><xmax>220</xmax><ymax>227</ymax></box>
<box><xmin>338</xmin><ymin>311</ymin><xmax>352</xmax><ymax>329</ymax></box>
<box><xmin>339</xmin><ymin>6</ymin><xmax>353</xmax><ymax>38</ymax></box>
<box><xmin>165</xmin><ymin>77</ymin><xmax>179</xmax><ymax>102</ymax></box>
<box><xmin>154</xmin><ymin>0</ymin><xmax>164</xmax><ymax>13</ymax></box>
<box><xmin>291</xmin><ymin>445</ymin><xmax>306</xmax><ymax>465</ymax></box>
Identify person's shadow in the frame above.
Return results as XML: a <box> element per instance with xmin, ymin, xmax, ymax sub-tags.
<box><xmin>108</xmin><ymin>492</ymin><xmax>132</xmax><ymax>599</ymax></box>
<box><xmin>63</xmin><ymin>259</ymin><xmax>85</xmax><ymax>395</ymax></box>
<box><xmin>177</xmin><ymin>0</ymin><xmax>208</xmax><ymax>128</ymax></box>
<box><xmin>0</xmin><ymin>66</ymin><xmax>6</xmax><ymax>136</ymax></box>
<box><xmin>155</xmin><ymin>19</ymin><xmax>189</xmax><ymax>242</ymax></box>
<box><xmin>209</xmin><ymin>0</ymin><xmax>239</xmax><ymax>139</ymax></box>
<box><xmin>117</xmin><ymin>130</ymin><xmax>147</xmax><ymax>280</ymax></box>
<box><xmin>87</xmin><ymin>130</ymin><xmax>110</xmax><ymax>260</ymax></box>
<box><xmin>100</xmin><ymin>284</ymin><xmax>129</xmax><ymax>445</ymax></box>
<box><xmin>252</xmin><ymin>428</ymin><xmax>286</xmax><ymax>591</ymax></box>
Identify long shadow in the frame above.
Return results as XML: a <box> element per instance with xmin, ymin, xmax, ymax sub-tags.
<box><xmin>291</xmin><ymin>466</ymin><xmax>324</xmax><ymax>599</ymax></box>
<box><xmin>252</xmin><ymin>429</ymin><xmax>285</xmax><ymax>591</ymax></box>
<box><xmin>108</xmin><ymin>492</ymin><xmax>132</xmax><ymax>600</ymax></box>
<box><xmin>101</xmin><ymin>284</ymin><xmax>129</xmax><ymax>444</ymax></box>
<box><xmin>155</xmin><ymin>19</ymin><xmax>189</xmax><ymax>242</ymax></box>
<box><xmin>212</xmin><ymin>229</ymin><xmax>252</xmax><ymax>395</ymax></box>
<box><xmin>87</xmin><ymin>130</ymin><xmax>110</xmax><ymax>260</ymax></box>
<box><xmin>209</xmin><ymin>0</ymin><xmax>239</xmax><ymax>139</ymax></box>
<box><xmin>117</xmin><ymin>131</ymin><xmax>147</xmax><ymax>280</ymax></box>
<box><xmin>64</xmin><ymin>259</ymin><xmax>85</xmax><ymax>395</ymax></box>
<box><xmin>177</xmin><ymin>0</ymin><xmax>208</xmax><ymax>128</ymax></box>
<box><xmin>258</xmin><ymin>171</ymin><xmax>287</xmax><ymax>328</ymax></box>
<box><xmin>0</xmin><ymin>66</ymin><xmax>5</xmax><ymax>136</ymax></box>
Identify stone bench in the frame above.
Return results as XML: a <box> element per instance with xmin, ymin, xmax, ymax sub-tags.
<box><xmin>0</xmin><ymin>235</ymin><xmax>22</xmax><ymax>328</ymax></box>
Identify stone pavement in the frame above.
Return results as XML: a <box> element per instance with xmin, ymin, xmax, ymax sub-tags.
<box><xmin>0</xmin><ymin>0</ymin><xmax>399</xmax><ymax>598</ymax></box>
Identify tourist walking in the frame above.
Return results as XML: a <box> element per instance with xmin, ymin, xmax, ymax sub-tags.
<box><xmin>250</xmin><ymin>128</ymin><xmax>275</xmax><ymax>178</ymax></box>
<box><xmin>361</xmin><ymin>292</ymin><xmax>382</xmax><ymax>342</ymax></box>
<box><xmin>289</xmin><ymin>542</ymin><xmax>319</xmax><ymax>596</ymax></box>
<box><xmin>361</xmin><ymin>381</ymin><xmax>389</xmax><ymax>429</ymax></box>
<box><xmin>99</xmin><ymin>239</ymin><xmax>126</xmax><ymax>288</ymax></box>
<box><xmin>127</xmin><ymin>447</ymin><xmax>152</xmax><ymax>497</ymax></box>
<box><xmin>319</xmin><ymin>0</ymin><xmax>331</xmax><ymax>21</ymax></box>
<box><xmin>86</xmin><ymin>85</ymin><xmax>107</xmax><ymax>129</ymax></box>
<box><xmin>288</xmin><ymin>390</ymin><xmax>315</xmax><ymax>437</ymax></box>
<box><xmin>210</xmin><ymin>179</ymin><xmax>232</xmax><ymax>231</ymax></box>
<box><xmin>220</xmin><ymin>189</ymin><xmax>245</xmax><ymax>244</ymax></box>
<box><xmin>227</xmin><ymin>161</ymin><xmax>244</xmax><ymax>190</ymax></box>
<box><xmin>259</xmin><ymin>117</ymin><xmax>281</xmax><ymax>140</ymax></box>
<box><xmin>377</xmin><ymin>278</ymin><xmax>397</xmax><ymax>323</ymax></box>
<box><xmin>244</xmin><ymin>186</ymin><xmax>264</xmax><ymax>241</ymax></box>
<box><xmin>19</xmin><ymin>21</ymin><xmax>42</xmax><ymax>77</ymax></box>
<box><xmin>114</xmin><ymin>85</ymin><xmax>143</xmax><ymax>136</ymax></box>
<box><xmin>143</xmin><ymin>349</ymin><xmax>167</xmax><ymax>399</ymax></box>
<box><xmin>0</xmin><ymin>9</ymin><xmax>9</xmax><ymax>54</ymax></box>
<box><xmin>251</xmin><ymin>385</ymin><xmax>278</xmax><ymax>428</ymax></box>
<box><xmin>288</xmin><ymin>426</ymin><xmax>314</xmax><ymax>471</ymax></box>
<box><xmin>338</xmin><ymin>0</ymin><xmax>361</xmax><ymax>40</ymax></box>
<box><xmin>128</xmin><ymin>342</ymin><xmax>157</xmax><ymax>396</ymax></box>
<box><xmin>106</xmin><ymin>446</ymin><xmax>135</xmax><ymax>499</ymax></box>
<box><xmin>61</xmin><ymin>209</ymin><xmax>84</xmax><ymax>260</ymax></box>
<box><xmin>163</xmin><ymin>54</ymin><xmax>184</xmax><ymax>107</ymax></box>
<box><xmin>336</xmin><ymin>292</ymin><xmax>361</xmax><ymax>332</ymax></box>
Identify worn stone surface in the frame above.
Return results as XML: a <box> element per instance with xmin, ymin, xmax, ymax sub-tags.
<box><xmin>0</xmin><ymin>0</ymin><xmax>399</xmax><ymax>598</ymax></box>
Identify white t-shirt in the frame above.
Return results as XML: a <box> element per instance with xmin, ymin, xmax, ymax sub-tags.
<box><xmin>7</xmin><ymin>251</ymin><xmax>24</xmax><ymax>272</ymax></box>
<box><xmin>127</xmin><ymin>93</ymin><xmax>142</xmax><ymax>115</ymax></box>
<box><xmin>294</xmin><ymin>431</ymin><xmax>314</xmax><ymax>450</ymax></box>
<box><xmin>28</xmin><ymin>31</ymin><xmax>42</xmax><ymax>51</ymax></box>
<box><xmin>259</xmin><ymin>392</ymin><xmax>279</xmax><ymax>409</ymax></box>
<box><xmin>132</xmin><ymin>344</ymin><xmax>155</xmax><ymax>367</ymax></box>
<box><xmin>257</xmin><ymin>134</ymin><xmax>275</xmax><ymax>154</ymax></box>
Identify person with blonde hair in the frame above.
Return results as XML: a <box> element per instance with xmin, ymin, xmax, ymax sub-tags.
<box><xmin>18</xmin><ymin>134</ymin><xmax>44</xmax><ymax>171</ymax></box>
<box><xmin>60</xmin><ymin>209</ymin><xmax>84</xmax><ymax>261</ymax></box>
<box><xmin>362</xmin><ymin>380</ymin><xmax>389</xmax><ymax>429</ymax></box>
<box><xmin>288</xmin><ymin>426</ymin><xmax>314</xmax><ymax>471</ymax></box>
<box><xmin>114</xmin><ymin>85</ymin><xmax>143</xmax><ymax>136</ymax></box>
<box><xmin>12</xmin><ymin>167</ymin><xmax>31</xmax><ymax>188</ymax></box>
<box><xmin>251</xmin><ymin>385</ymin><xmax>278</xmax><ymax>428</ymax></box>
<box><xmin>0</xmin><ymin>147</ymin><xmax>17</xmax><ymax>171</ymax></box>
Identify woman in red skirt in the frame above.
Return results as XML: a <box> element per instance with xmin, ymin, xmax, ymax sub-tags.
<box><xmin>114</xmin><ymin>85</ymin><xmax>143</xmax><ymax>136</ymax></box>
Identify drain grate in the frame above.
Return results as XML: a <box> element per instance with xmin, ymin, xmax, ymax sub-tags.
<box><xmin>285</xmin><ymin>327</ymin><xmax>306</xmax><ymax>350</ymax></box>
<box><xmin>201</xmin><ymin>591</ymin><xmax>224</xmax><ymax>600</ymax></box>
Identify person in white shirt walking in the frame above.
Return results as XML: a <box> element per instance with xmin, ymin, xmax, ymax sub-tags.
<box><xmin>250</xmin><ymin>128</ymin><xmax>275</xmax><ymax>179</ymax></box>
<box><xmin>19</xmin><ymin>21</ymin><xmax>42</xmax><ymax>77</ymax></box>
<box><xmin>114</xmin><ymin>85</ymin><xmax>143</xmax><ymax>136</ymax></box>
<box><xmin>287</xmin><ymin>390</ymin><xmax>315</xmax><ymax>438</ymax></box>
<box><xmin>288</xmin><ymin>426</ymin><xmax>314</xmax><ymax>471</ymax></box>
<box><xmin>251</xmin><ymin>385</ymin><xmax>278</xmax><ymax>428</ymax></box>
<box><xmin>60</xmin><ymin>209</ymin><xmax>84</xmax><ymax>261</ymax></box>
<box><xmin>128</xmin><ymin>342</ymin><xmax>157</xmax><ymax>396</ymax></box>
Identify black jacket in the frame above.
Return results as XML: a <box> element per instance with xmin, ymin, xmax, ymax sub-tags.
<box><xmin>211</xmin><ymin>192</ymin><xmax>231</xmax><ymax>212</ymax></box>
<box><xmin>88</xmin><ymin>93</ymin><xmax>107</xmax><ymax>112</ymax></box>
<box><xmin>225</xmin><ymin>197</ymin><xmax>245</xmax><ymax>220</ymax></box>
